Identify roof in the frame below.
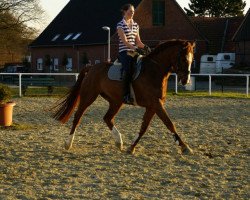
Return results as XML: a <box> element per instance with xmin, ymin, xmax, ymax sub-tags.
<box><xmin>30</xmin><ymin>0</ymin><xmax>142</xmax><ymax>47</ymax></box>
<box><xmin>191</xmin><ymin>16</ymin><xmax>243</xmax><ymax>53</ymax></box>
<box><xmin>233</xmin><ymin>9</ymin><xmax>250</xmax><ymax>41</ymax></box>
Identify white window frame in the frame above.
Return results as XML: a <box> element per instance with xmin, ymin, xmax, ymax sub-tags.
<box><xmin>95</xmin><ymin>59</ymin><xmax>100</xmax><ymax>64</ymax></box>
<box><xmin>64</xmin><ymin>33</ymin><xmax>73</xmax><ymax>40</ymax></box>
<box><xmin>52</xmin><ymin>34</ymin><xmax>60</xmax><ymax>41</ymax></box>
<box><xmin>37</xmin><ymin>58</ymin><xmax>43</xmax><ymax>71</ymax></box>
<box><xmin>53</xmin><ymin>58</ymin><xmax>59</xmax><ymax>71</ymax></box>
<box><xmin>72</xmin><ymin>33</ymin><xmax>82</xmax><ymax>40</ymax></box>
<box><xmin>66</xmin><ymin>58</ymin><xmax>73</xmax><ymax>71</ymax></box>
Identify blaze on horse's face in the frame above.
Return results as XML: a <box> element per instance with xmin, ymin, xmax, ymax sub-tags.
<box><xmin>177</xmin><ymin>42</ymin><xmax>195</xmax><ymax>85</ymax></box>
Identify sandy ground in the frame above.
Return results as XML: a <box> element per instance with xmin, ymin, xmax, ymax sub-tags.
<box><xmin>0</xmin><ymin>96</ymin><xmax>249</xmax><ymax>199</ymax></box>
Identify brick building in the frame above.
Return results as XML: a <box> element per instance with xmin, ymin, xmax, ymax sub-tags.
<box><xmin>29</xmin><ymin>0</ymin><xmax>244</xmax><ymax>73</ymax></box>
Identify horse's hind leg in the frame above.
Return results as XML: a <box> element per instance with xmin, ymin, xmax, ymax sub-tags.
<box><xmin>155</xmin><ymin>103</ymin><xmax>193</xmax><ymax>155</ymax></box>
<box><xmin>128</xmin><ymin>108</ymin><xmax>155</xmax><ymax>154</ymax></box>
<box><xmin>65</xmin><ymin>94</ymin><xmax>98</xmax><ymax>150</ymax></box>
<box><xmin>103</xmin><ymin>101</ymin><xmax>123</xmax><ymax>150</ymax></box>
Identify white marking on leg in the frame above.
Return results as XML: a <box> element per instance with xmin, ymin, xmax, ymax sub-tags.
<box><xmin>172</xmin><ymin>133</ymin><xmax>180</xmax><ymax>145</ymax></box>
<box><xmin>186</xmin><ymin>52</ymin><xmax>193</xmax><ymax>84</ymax></box>
<box><xmin>112</xmin><ymin>126</ymin><xmax>123</xmax><ymax>145</ymax></box>
<box><xmin>65</xmin><ymin>133</ymin><xmax>75</xmax><ymax>150</ymax></box>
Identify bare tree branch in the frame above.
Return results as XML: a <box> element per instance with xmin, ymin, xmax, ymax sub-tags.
<box><xmin>0</xmin><ymin>0</ymin><xmax>44</xmax><ymax>30</ymax></box>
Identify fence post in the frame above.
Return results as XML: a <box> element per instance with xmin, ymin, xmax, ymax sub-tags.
<box><xmin>19</xmin><ymin>73</ymin><xmax>22</xmax><ymax>97</ymax></box>
<box><xmin>175</xmin><ymin>74</ymin><xmax>178</xmax><ymax>94</ymax></box>
<box><xmin>247</xmin><ymin>75</ymin><xmax>249</xmax><ymax>97</ymax></box>
<box><xmin>209</xmin><ymin>75</ymin><xmax>212</xmax><ymax>95</ymax></box>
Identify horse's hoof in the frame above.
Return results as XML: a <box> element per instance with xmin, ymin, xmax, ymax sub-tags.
<box><xmin>64</xmin><ymin>141</ymin><xmax>72</xmax><ymax>150</ymax></box>
<box><xmin>181</xmin><ymin>144</ymin><xmax>193</xmax><ymax>155</ymax></box>
<box><xmin>127</xmin><ymin>146</ymin><xmax>135</xmax><ymax>155</ymax></box>
<box><xmin>115</xmin><ymin>142</ymin><xmax>123</xmax><ymax>151</ymax></box>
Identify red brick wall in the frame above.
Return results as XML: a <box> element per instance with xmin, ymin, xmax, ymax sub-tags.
<box><xmin>30</xmin><ymin>45</ymin><xmax>108</xmax><ymax>72</ymax></box>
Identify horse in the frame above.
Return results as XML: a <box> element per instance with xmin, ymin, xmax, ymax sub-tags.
<box><xmin>53</xmin><ymin>39</ymin><xmax>195</xmax><ymax>155</ymax></box>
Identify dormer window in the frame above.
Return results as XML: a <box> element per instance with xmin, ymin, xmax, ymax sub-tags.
<box><xmin>51</xmin><ymin>34</ymin><xmax>60</xmax><ymax>41</ymax></box>
<box><xmin>72</xmin><ymin>33</ymin><xmax>82</xmax><ymax>40</ymax></box>
<box><xmin>64</xmin><ymin>33</ymin><xmax>73</xmax><ymax>40</ymax></box>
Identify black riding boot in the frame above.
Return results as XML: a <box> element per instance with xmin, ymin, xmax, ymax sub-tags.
<box><xmin>123</xmin><ymin>67</ymin><xmax>134</xmax><ymax>104</ymax></box>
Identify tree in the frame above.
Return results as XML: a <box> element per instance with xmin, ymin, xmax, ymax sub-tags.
<box><xmin>0</xmin><ymin>1</ymin><xmax>43</xmax><ymax>66</ymax></box>
<box><xmin>62</xmin><ymin>54</ymin><xmax>69</xmax><ymax>67</ymax></box>
<box><xmin>82</xmin><ymin>52</ymin><xmax>89</xmax><ymax>66</ymax></box>
<box><xmin>44</xmin><ymin>54</ymin><xmax>52</xmax><ymax>73</ymax></box>
<box><xmin>184</xmin><ymin>0</ymin><xmax>246</xmax><ymax>17</ymax></box>
<box><xmin>0</xmin><ymin>0</ymin><xmax>44</xmax><ymax>30</ymax></box>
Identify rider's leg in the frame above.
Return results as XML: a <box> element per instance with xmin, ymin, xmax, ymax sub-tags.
<box><xmin>118</xmin><ymin>51</ymin><xmax>134</xmax><ymax>104</ymax></box>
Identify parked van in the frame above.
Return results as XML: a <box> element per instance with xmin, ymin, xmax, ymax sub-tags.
<box><xmin>215</xmin><ymin>53</ymin><xmax>235</xmax><ymax>73</ymax></box>
<box><xmin>199</xmin><ymin>55</ymin><xmax>217</xmax><ymax>74</ymax></box>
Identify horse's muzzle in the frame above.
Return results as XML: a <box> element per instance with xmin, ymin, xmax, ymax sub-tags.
<box><xmin>178</xmin><ymin>76</ymin><xmax>189</xmax><ymax>85</ymax></box>
<box><xmin>178</xmin><ymin>71</ymin><xmax>191</xmax><ymax>86</ymax></box>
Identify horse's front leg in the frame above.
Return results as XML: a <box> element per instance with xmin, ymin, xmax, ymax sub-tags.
<box><xmin>156</xmin><ymin>103</ymin><xmax>193</xmax><ymax>155</ymax></box>
<box><xmin>128</xmin><ymin>108</ymin><xmax>155</xmax><ymax>154</ymax></box>
<box><xmin>103</xmin><ymin>102</ymin><xmax>123</xmax><ymax>150</ymax></box>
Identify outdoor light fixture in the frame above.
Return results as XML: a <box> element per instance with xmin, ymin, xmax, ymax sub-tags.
<box><xmin>102</xmin><ymin>26</ymin><xmax>111</xmax><ymax>62</ymax></box>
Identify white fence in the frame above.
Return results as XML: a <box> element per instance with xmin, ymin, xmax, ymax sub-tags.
<box><xmin>0</xmin><ymin>73</ymin><xmax>249</xmax><ymax>97</ymax></box>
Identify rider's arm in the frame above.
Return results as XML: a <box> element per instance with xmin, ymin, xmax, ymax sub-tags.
<box><xmin>117</xmin><ymin>28</ymin><xmax>136</xmax><ymax>50</ymax></box>
<box><xmin>135</xmin><ymin>29</ymin><xmax>144</xmax><ymax>49</ymax></box>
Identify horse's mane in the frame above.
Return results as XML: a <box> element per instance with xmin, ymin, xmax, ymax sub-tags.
<box><xmin>146</xmin><ymin>39</ymin><xmax>188</xmax><ymax>58</ymax></box>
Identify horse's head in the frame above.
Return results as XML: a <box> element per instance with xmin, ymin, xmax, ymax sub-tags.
<box><xmin>174</xmin><ymin>41</ymin><xmax>195</xmax><ymax>85</ymax></box>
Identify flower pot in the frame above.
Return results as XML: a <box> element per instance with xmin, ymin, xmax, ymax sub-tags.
<box><xmin>0</xmin><ymin>102</ymin><xmax>16</xmax><ymax>126</ymax></box>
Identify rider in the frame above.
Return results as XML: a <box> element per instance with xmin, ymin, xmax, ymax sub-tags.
<box><xmin>117</xmin><ymin>4</ymin><xmax>148</xmax><ymax>104</ymax></box>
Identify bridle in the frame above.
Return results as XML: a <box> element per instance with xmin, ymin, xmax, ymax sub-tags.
<box><xmin>143</xmin><ymin>44</ymin><xmax>193</xmax><ymax>76</ymax></box>
<box><xmin>176</xmin><ymin>47</ymin><xmax>192</xmax><ymax>76</ymax></box>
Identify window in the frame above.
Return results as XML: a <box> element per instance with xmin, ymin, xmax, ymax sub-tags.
<box><xmin>224</xmin><ymin>55</ymin><xmax>230</xmax><ymax>60</ymax></box>
<box><xmin>53</xmin><ymin>58</ymin><xmax>59</xmax><ymax>71</ymax></box>
<box><xmin>207</xmin><ymin>57</ymin><xmax>214</xmax><ymax>62</ymax></box>
<box><xmin>64</xmin><ymin>33</ymin><xmax>73</xmax><ymax>40</ymax></box>
<box><xmin>66</xmin><ymin>58</ymin><xmax>73</xmax><ymax>71</ymax></box>
<box><xmin>152</xmin><ymin>0</ymin><xmax>165</xmax><ymax>26</ymax></box>
<box><xmin>52</xmin><ymin>34</ymin><xmax>60</xmax><ymax>41</ymax></box>
<box><xmin>37</xmin><ymin>58</ymin><xmax>43</xmax><ymax>70</ymax></box>
<box><xmin>95</xmin><ymin>60</ymin><xmax>100</xmax><ymax>64</ymax></box>
<box><xmin>72</xmin><ymin>33</ymin><xmax>82</xmax><ymax>40</ymax></box>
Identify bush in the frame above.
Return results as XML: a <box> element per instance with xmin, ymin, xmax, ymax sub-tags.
<box><xmin>0</xmin><ymin>84</ymin><xmax>12</xmax><ymax>104</ymax></box>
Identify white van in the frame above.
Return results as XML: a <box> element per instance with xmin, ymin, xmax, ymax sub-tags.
<box><xmin>200</xmin><ymin>55</ymin><xmax>217</xmax><ymax>74</ymax></box>
<box><xmin>215</xmin><ymin>53</ymin><xmax>235</xmax><ymax>73</ymax></box>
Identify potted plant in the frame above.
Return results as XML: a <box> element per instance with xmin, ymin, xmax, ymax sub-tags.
<box><xmin>0</xmin><ymin>84</ymin><xmax>16</xmax><ymax>126</ymax></box>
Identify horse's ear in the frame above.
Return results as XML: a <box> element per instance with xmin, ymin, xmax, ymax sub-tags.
<box><xmin>191</xmin><ymin>41</ymin><xmax>196</xmax><ymax>48</ymax></box>
<box><xmin>188</xmin><ymin>41</ymin><xmax>196</xmax><ymax>48</ymax></box>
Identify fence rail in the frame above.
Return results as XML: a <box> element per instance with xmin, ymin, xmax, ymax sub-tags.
<box><xmin>0</xmin><ymin>73</ymin><xmax>249</xmax><ymax>97</ymax></box>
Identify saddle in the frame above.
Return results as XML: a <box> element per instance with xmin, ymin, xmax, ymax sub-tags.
<box><xmin>108</xmin><ymin>54</ymin><xmax>143</xmax><ymax>81</ymax></box>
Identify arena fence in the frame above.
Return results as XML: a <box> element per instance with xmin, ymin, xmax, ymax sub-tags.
<box><xmin>0</xmin><ymin>73</ymin><xmax>249</xmax><ymax>97</ymax></box>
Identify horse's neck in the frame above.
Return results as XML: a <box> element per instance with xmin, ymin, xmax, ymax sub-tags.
<box><xmin>148</xmin><ymin>53</ymin><xmax>173</xmax><ymax>75</ymax></box>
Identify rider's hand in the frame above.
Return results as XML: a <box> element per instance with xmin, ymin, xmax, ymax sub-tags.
<box><xmin>135</xmin><ymin>48</ymin><xmax>145</xmax><ymax>55</ymax></box>
<box><xmin>143</xmin><ymin>45</ymin><xmax>151</xmax><ymax>53</ymax></box>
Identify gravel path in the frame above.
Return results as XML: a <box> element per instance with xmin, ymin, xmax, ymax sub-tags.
<box><xmin>0</xmin><ymin>96</ymin><xmax>249</xmax><ymax>199</ymax></box>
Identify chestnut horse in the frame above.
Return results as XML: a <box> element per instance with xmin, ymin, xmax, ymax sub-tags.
<box><xmin>53</xmin><ymin>40</ymin><xmax>195</xmax><ymax>154</ymax></box>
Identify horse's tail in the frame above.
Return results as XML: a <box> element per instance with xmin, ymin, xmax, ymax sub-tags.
<box><xmin>52</xmin><ymin>67</ymin><xmax>89</xmax><ymax>123</ymax></box>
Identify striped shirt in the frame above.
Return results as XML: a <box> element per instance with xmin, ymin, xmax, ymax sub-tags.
<box><xmin>117</xmin><ymin>18</ymin><xmax>139</xmax><ymax>52</ymax></box>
